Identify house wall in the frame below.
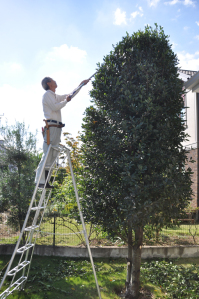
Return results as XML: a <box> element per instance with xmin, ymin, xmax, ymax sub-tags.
<box><xmin>186</xmin><ymin>148</ymin><xmax>198</xmax><ymax>209</ymax></box>
<box><xmin>182</xmin><ymin>90</ymin><xmax>197</xmax><ymax>148</ymax></box>
<box><xmin>181</xmin><ymin>90</ymin><xmax>198</xmax><ymax>210</ymax></box>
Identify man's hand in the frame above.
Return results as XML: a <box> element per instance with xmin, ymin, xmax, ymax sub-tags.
<box><xmin>66</xmin><ymin>95</ymin><xmax>71</xmax><ymax>102</ymax></box>
<box><xmin>79</xmin><ymin>79</ymin><xmax>90</xmax><ymax>86</ymax></box>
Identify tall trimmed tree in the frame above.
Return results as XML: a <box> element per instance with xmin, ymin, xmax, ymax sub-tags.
<box><xmin>81</xmin><ymin>25</ymin><xmax>193</xmax><ymax>298</ymax></box>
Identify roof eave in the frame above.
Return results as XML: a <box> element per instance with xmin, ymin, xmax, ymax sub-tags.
<box><xmin>184</xmin><ymin>71</ymin><xmax>199</xmax><ymax>91</ymax></box>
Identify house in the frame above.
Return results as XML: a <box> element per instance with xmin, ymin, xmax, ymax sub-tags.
<box><xmin>180</xmin><ymin>69</ymin><xmax>199</xmax><ymax>213</ymax></box>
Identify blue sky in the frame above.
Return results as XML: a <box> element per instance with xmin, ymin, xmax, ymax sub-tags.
<box><xmin>0</xmin><ymin>0</ymin><xmax>199</xmax><ymax>149</ymax></box>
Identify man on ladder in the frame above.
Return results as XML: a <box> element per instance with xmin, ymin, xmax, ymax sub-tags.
<box><xmin>0</xmin><ymin>72</ymin><xmax>103</xmax><ymax>299</ymax></box>
<box><xmin>35</xmin><ymin>77</ymin><xmax>90</xmax><ymax>188</ymax></box>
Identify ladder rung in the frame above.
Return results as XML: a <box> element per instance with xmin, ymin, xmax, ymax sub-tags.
<box><xmin>17</xmin><ymin>243</ymin><xmax>34</xmax><ymax>253</ymax></box>
<box><xmin>31</xmin><ymin>206</ymin><xmax>44</xmax><ymax>211</ymax></box>
<box><xmin>0</xmin><ymin>276</ymin><xmax>27</xmax><ymax>298</ymax></box>
<box><xmin>7</xmin><ymin>261</ymin><xmax>30</xmax><ymax>276</ymax></box>
<box><xmin>51</xmin><ymin>146</ymin><xmax>60</xmax><ymax>152</ymax></box>
<box><xmin>25</xmin><ymin>225</ymin><xmax>39</xmax><ymax>231</ymax></box>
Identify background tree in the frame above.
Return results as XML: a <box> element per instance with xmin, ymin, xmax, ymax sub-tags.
<box><xmin>50</xmin><ymin>132</ymin><xmax>82</xmax><ymax>217</ymax></box>
<box><xmin>81</xmin><ymin>25</ymin><xmax>193</xmax><ymax>298</ymax></box>
<box><xmin>0</xmin><ymin>122</ymin><xmax>40</xmax><ymax>242</ymax></box>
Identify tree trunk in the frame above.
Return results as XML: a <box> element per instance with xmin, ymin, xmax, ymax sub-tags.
<box><xmin>125</xmin><ymin>226</ymin><xmax>143</xmax><ymax>299</ymax></box>
<box><xmin>125</xmin><ymin>224</ymin><xmax>133</xmax><ymax>293</ymax></box>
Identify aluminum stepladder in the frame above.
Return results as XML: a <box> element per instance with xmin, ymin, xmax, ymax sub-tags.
<box><xmin>0</xmin><ymin>144</ymin><xmax>102</xmax><ymax>299</ymax></box>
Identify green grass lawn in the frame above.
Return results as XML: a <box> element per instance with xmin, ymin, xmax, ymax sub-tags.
<box><xmin>1</xmin><ymin>256</ymin><xmax>199</xmax><ymax>299</ymax></box>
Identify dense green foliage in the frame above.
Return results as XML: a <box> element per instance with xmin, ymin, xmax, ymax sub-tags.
<box><xmin>0</xmin><ymin>122</ymin><xmax>40</xmax><ymax>236</ymax></box>
<box><xmin>142</xmin><ymin>259</ymin><xmax>199</xmax><ymax>298</ymax></box>
<box><xmin>81</xmin><ymin>25</ymin><xmax>192</xmax><ymax>235</ymax></box>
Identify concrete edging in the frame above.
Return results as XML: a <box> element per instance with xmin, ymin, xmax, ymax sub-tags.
<box><xmin>1</xmin><ymin>244</ymin><xmax>199</xmax><ymax>259</ymax></box>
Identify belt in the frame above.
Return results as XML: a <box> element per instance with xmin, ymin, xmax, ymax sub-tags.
<box><xmin>48</xmin><ymin>124</ymin><xmax>65</xmax><ymax>128</ymax></box>
<box><xmin>47</xmin><ymin>119</ymin><xmax>64</xmax><ymax>125</ymax></box>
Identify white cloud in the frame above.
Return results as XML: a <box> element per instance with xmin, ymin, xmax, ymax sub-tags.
<box><xmin>183</xmin><ymin>26</ymin><xmax>189</xmax><ymax>31</ymax></box>
<box><xmin>164</xmin><ymin>0</ymin><xmax>195</xmax><ymax>5</ymax></box>
<box><xmin>131</xmin><ymin>7</ymin><xmax>143</xmax><ymax>19</ymax></box>
<box><xmin>113</xmin><ymin>7</ymin><xmax>144</xmax><ymax>25</ymax></box>
<box><xmin>177</xmin><ymin>51</ymin><xmax>199</xmax><ymax>71</ymax></box>
<box><xmin>195</xmin><ymin>35</ymin><xmax>199</xmax><ymax>40</ymax></box>
<box><xmin>113</xmin><ymin>8</ymin><xmax>127</xmax><ymax>25</ymax></box>
<box><xmin>164</xmin><ymin>0</ymin><xmax>180</xmax><ymax>5</ymax></box>
<box><xmin>184</xmin><ymin>0</ymin><xmax>195</xmax><ymax>6</ymax></box>
<box><xmin>196</xmin><ymin>21</ymin><xmax>199</xmax><ymax>26</ymax></box>
<box><xmin>45</xmin><ymin>44</ymin><xmax>87</xmax><ymax>64</ymax></box>
<box><xmin>148</xmin><ymin>0</ymin><xmax>160</xmax><ymax>7</ymax></box>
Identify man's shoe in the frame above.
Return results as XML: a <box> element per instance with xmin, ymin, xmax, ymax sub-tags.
<box><xmin>45</xmin><ymin>182</ymin><xmax>54</xmax><ymax>189</ymax></box>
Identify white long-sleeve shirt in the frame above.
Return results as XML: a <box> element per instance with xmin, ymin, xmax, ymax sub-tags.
<box><xmin>42</xmin><ymin>90</ymin><xmax>67</xmax><ymax>122</ymax></box>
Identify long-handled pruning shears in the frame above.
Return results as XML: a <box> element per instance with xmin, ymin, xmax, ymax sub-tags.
<box><xmin>69</xmin><ymin>71</ymin><xmax>97</xmax><ymax>99</ymax></box>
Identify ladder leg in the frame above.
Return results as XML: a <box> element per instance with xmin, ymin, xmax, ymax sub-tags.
<box><xmin>66</xmin><ymin>148</ymin><xmax>102</xmax><ymax>299</ymax></box>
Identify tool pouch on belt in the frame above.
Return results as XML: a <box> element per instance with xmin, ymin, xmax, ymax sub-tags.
<box><xmin>43</xmin><ymin>119</ymin><xmax>50</xmax><ymax>145</ymax></box>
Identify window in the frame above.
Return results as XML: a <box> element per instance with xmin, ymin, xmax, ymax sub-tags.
<box><xmin>181</xmin><ymin>93</ymin><xmax>187</xmax><ymax>128</ymax></box>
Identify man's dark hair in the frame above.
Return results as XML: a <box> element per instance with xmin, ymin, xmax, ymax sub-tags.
<box><xmin>41</xmin><ymin>77</ymin><xmax>51</xmax><ymax>90</ymax></box>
